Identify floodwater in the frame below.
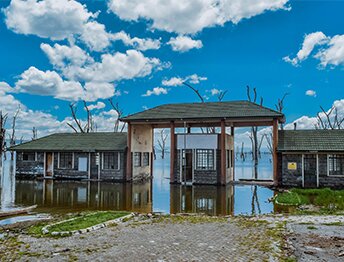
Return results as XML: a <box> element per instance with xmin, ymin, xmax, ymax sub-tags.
<box><xmin>0</xmin><ymin>152</ymin><xmax>280</xmax><ymax>217</ymax></box>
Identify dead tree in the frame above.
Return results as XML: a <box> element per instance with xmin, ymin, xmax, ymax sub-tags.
<box><xmin>247</xmin><ymin>86</ymin><xmax>262</xmax><ymax>176</ymax></box>
<box><xmin>108</xmin><ymin>98</ymin><xmax>126</xmax><ymax>132</ymax></box>
<box><xmin>32</xmin><ymin>127</ymin><xmax>38</xmax><ymax>140</ymax></box>
<box><xmin>240</xmin><ymin>142</ymin><xmax>246</xmax><ymax>161</ymax></box>
<box><xmin>157</xmin><ymin>129</ymin><xmax>168</xmax><ymax>159</ymax></box>
<box><xmin>182</xmin><ymin>82</ymin><xmax>228</xmax><ymax>133</ymax></box>
<box><xmin>315</xmin><ymin>105</ymin><xmax>344</xmax><ymax>130</ymax></box>
<box><xmin>0</xmin><ymin>111</ymin><xmax>8</xmax><ymax>159</ymax></box>
<box><xmin>264</xmin><ymin>133</ymin><xmax>273</xmax><ymax>154</ymax></box>
<box><xmin>8</xmin><ymin>108</ymin><xmax>20</xmax><ymax>160</ymax></box>
<box><xmin>67</xmin><ymin>101</ymin><xmax>95</xmax><ymax>133</ymax></box>
<box><xmin>275</xmin><ymin>93</ymin><xmax>289</xmax><ymax>130</ymax></box>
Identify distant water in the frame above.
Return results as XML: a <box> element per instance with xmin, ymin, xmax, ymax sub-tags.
<box><xmin>0</xmin><ymin>152</ymin><xmax>278</xmax><ymax>216</ymax></box>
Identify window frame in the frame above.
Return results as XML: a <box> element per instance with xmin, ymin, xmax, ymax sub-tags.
<box><xmin>142</xmin><ymin>152</ymin><xmax>150</xmax><ymax>167</ymax></box>
<box><xmin>328</xmin><ymin>154</ymin><xmax>344</xmax><ymax>177</ymax></box>
<box><xmin>22</xmin><ymin>152</ymin><xmax>36</xmax><ymax>162</ymax></box>
<box><xmin>102</xmin><ymin>152</ymin><xmax>120</xmax><ymax>170</ymax></box>
<box><xmin>195</xmin><ymin>149</ymin><xmax>215</xmax><ymax>170</ymax></box>
<box><xmin>58</xmin><ymin>152</ymin><xmax>74</xmax><ymax>169</ymax></box>
<box><xmin>133</xmin><ymin>152</ymin><xmax>142</xmax><ymax>167</ymax></box>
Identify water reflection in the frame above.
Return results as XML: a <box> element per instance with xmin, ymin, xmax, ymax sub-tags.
<box><xmin>1</xmin><ymin>153</ymin><xmax>277</xmax><ymax>216</ymax></box>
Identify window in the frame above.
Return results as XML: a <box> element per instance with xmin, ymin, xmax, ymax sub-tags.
<box><xmin>196</xmin><ymin>149</ymin><xmax>214</xmax><ymax>170</ymax></box>
<box><xmin>23</xmin><ymin>152</ymin><xmax>35</xmax><ymax>161</ymax></box>
<box><xmin>329</xmin><ymin>154</ymin><xmax>344</xmax><ymax>176</ymax></box>
<box><xmin>142</xmin><ymin>152</ymin><xmax>150</xmax><ymax>166</ymax></box>
<box><xmin>134</xmin><ymin>152</ymin><xmax>142</xmax><ymax>167</ymax></box>
<box><xmin>226</xmin><ymin>150</ymin><xmax>230</xmax><ymax>168</ymax></box>
<box><xmin>103</xmin><ymin>152</ymin><xmax>119</xmax><ymax>170</ymax></box>
<box><xmin>59</xmin><ymin>153</ymin><xmax>73</xmax><ymax>169</ymax></box>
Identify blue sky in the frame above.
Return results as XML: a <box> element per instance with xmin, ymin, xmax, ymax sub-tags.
<box><xmin>0</xmin><ymin>0</ymin><xmax>343</xmax><ymax>139</ymax></box>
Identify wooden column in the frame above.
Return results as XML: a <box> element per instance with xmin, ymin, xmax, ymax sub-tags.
<box><xmin>170</xmin><ymin>121</ymin><xmax>175</xmax><ymax>183</ymax></box>
<box><xmin>220</xmin><ymin>120</ymin><xmax>226</xmax><ymax>185</ymax></box>
<box><xmin>231</xmin><ymin>126</ymin><xmax>235</xmax><ymax>182</ymax></box>
<box><xmin>272</xmin><ymin>118</ymin><xmax>279</xmax><ymax>186</ymax></box>
<box><xmin>126</xmin><ymin>123</ymin><xmax>132</xmax><ymax>181</ymax></box>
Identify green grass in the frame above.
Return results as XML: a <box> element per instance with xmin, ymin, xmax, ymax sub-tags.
<box><xmin>275</xmin><ymin>188</ymin><xmax>344</xmax><ymax>212</ymax></box>
<box><xmin>48</xmin><ymin>211</ymin><xmax>129</xmax><ymax>233</ymax></box>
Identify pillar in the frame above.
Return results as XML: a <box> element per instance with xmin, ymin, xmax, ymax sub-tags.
<box><xmin>170</xmin><ymin>121</ymin><xmax>175</xmax><ymax>183</ymax></box>
<box><xmin>126</xmin><ymin>123</ymin><xmax>132</xmax><ymax>181</ymax></box>
<box><xmin>272</xmin><ymin>118</ymin><xmax>279</xmax><ymax>186</ymax></box>
<box><xmin>220</xmin><ymin>120</ymin><xmax>226</xmax><ymax>185</ymax></box>
<box><xmin>231</xmin><ymin>126</ymin><xmax>235</xmax><ymax>181</ymax></box>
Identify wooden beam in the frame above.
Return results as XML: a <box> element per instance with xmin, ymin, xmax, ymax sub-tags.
<box><xmin>220</xmin><ymin>120</ymin><xmax>226</xmax><ymax>185</ymax></box>
<box><xmin>272</xmin><ymin>118</ymin><xmax>279</xmax><ymax>186</ymax></box>
<box><xmin>126</xmin><ymin>123</ymin><xmax>132</xmax><ymax>181</ymax></box>
<box><xmin>170</xmin><ymin>121</ymin><xmax>175</xmax><ymax>183</ymax></box>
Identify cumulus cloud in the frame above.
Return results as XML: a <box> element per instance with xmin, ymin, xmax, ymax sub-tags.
<box><xmin>142</xmin><ymin>87</ymin><xmax>168</xmax><ymax>97</ymax></box>
<box><xmin>69</xmin><ymin>50</ymin><xmax>162</xmax><ymax>83</ymax></box>
<box><xmin>162</xmin><ymin>74</ymin><xmax>207</xmax><ymax>86</ymax></box>
<box><xmin>305</xmin><ymin>90</ymin><xmax>316</xmax><ymax>97</ymax></box>
<box><xmin>284</xmin><ymin>32</ymin><xmax>344</xmax><ymax>68</ymax></box>
<box><xmin>79</xmin><ymin>21</ymin><xmax>112</xmax><ymax>52</ymax></box>
<box><xmin>87</xmin><ymin>101</ymin><xmax>106</xmax><ymax>111</ymax></box>
<box><xmin>108</xmin><ymin>0</ymin><xmax>289</xmax><ymax>34</ymax></box>
<box><xmin>168</xmin><ymin>36</ymin><xmax>203</xmax><ymax>52</ymax></box>
<box><xmin>111</xmin><ymin>31</ymin><xmax>161</xmax><ymax>51</ymax></box>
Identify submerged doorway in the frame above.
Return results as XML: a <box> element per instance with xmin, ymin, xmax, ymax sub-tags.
<box><xmin>303</xmin><ymin>154</ymin><xmax>317</xmax><ymax>188</ymax></box>
<box><xmin>45</xmin><ymin>152</ymin><xmax>53</xmax><ymax>177</ymax></box>
<box><xmin>181</xmin><ymin>149</ymin><xmax>193</xmax><ymax>184</ymax></box>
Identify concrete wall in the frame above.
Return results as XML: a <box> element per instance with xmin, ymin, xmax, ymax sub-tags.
<box><xmin>131</xmin><ymin>124</ymin><xmax>153</xmax><ymax>179</ymax></box>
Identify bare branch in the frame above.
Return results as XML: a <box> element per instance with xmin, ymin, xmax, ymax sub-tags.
<box><xmin>183</xmin><ymin>82</ymin><xmax>204</xmax><ymax>103</ymax></box>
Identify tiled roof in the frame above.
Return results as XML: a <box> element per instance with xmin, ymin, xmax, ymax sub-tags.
<box><xmin>10</xmin><ymin>132</ymin><xmax>127</xmax><ymax>152</ymax></box>
<box><xmin>121</xmin><ymin>101</ymin><xmax>284</xmax><ymax>122</ymax></box>
<box><xmin>278</xmin><ymin>130</ymin><xmax>344</xmax><ymax>152</ymax></box>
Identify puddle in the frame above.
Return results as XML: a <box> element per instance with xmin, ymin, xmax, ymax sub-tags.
<box><xmin>0</xmin><ymin>214</ymin><xmax>50</xmax><ymax>226</ymax></box>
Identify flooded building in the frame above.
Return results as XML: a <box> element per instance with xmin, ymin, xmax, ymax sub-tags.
<box><xmin>278</xmin><ymin>130</ymin><xmax>344</xmax><ymax>188</ymax></box>
<box><xmin>11</xmin><ymin>132</ymin><xmax>129</xmax><ymax>181</ymax></box>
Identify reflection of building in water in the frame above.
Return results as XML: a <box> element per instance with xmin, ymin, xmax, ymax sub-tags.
<box><xmin>170</xmin><ymin>185</ymin><xmax>234</xmax><ymax>216</ymax></box>
<box><xmin>15</xmin><ymin>180</ymin><xmax>152</xmax><ymax>213</ymax></box>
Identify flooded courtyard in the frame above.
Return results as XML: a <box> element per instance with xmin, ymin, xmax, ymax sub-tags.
<box><xmin>0</xmin><ymin>152</ymin><xmax>279</xmax><ymax>217</ymax></box>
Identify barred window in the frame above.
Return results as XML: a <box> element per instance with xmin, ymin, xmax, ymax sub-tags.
<box><xmin>23</xmin><ymin>152</ymin><xmax>35</xmax><ymax>161</ymax></box>
<box><xmin>134</xmin><ymin>152</ymin><xmax>142</xmax><ymax>167</ymax></box>
<box><xmin>103</xmin><ymin>152</ymin><xmax>119</xmax><ymax>170</ymax></box>
<box><xmin>196</xmin><ymin>149</ymin><xmax>214</xmax><ymax>170</ymax></box>
<box><xmin>142</xmin><ymin>152</ymin><xmax>149</xmax><ymax>166</ymax></box>
<box><xmin>59</xmin><ymin>153</ymin><xmax>73</xmax><ymax>169</ymax></box>
<box><xmin>329</xmin><ymin>154</ymin><xmax>344</xmax><ymax>176</ymax></box>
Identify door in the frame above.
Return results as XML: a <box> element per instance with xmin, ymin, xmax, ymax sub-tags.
<box><xmin>90</xmin><ymin>153</ymin><xmax>99</xmax><ymax>180</ymax></box>
<box><xmin>78</xmin><ymin>157</ymin><xmax>88</xmax><ymax>172</ymax></box>
<box><xmin>181</xmin><ymin>149</ymin><xmax>193</xmax><ymax>183</ymax></box>
<box><xmin>303</xmin><ymin>154</ymin><xmax>317</xmax><ymax>188</ymax></box>
<box><xmin>45</xmin><ymin>152</ymin><xmax>53</xmax><ymax>177</ymax></box>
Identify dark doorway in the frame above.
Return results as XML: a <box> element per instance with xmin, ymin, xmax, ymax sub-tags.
<box><xmin>181</xmin><ymin>149</ymin><xmax>193</xmax><ymax>183</ymax></box>
<box><xmin>303</xmin><ymin>154</ymin><xmax>317</xmax><ymax>188</ymax></box>
<box><xmin>90</xmin><ymin>153</ymin><xmax>99</xmax><ymax>180</ymax></box>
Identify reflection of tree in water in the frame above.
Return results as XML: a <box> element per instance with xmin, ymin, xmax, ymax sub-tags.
<box><xmin>251</xmin><ymin>185</ymin><xmax>261</xmax><ymax>215</ymax></box>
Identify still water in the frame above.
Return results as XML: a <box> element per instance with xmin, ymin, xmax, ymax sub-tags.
<box><xmin>0</xmin><ymin>153</ymin><xmax>280</xmax><ymax>216</ymax></box>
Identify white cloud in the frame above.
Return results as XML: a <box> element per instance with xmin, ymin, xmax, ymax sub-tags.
<box><xmin>111</xmin><ymin>31</ymin><xmax>161</xmax><ymax>51</ymax></box>
<box><xmin>79</xmin><ymin>21</ymin><xmax>112</xmax><ymax>52</ymax></box>
<box><xmin>168</xmin><ymin>36</ymin><xmax>203</xmax><ymax>52</ymax></box>
<box><xmin>108</xmin><ymin>0</ymin><xmax>289</xmax><ymax>34</ymax></box>
<box><xmin>142</xmin><ymin>87</ymin><xmax>168</xmax><ymax>97</ymax></box>
<box><xmin>83</xmin><ymin>82</ymin><xmax>115</xmax><ymax>101</ymax></box>
<box><xmin>305</xmin><ymin>90</ymin><xmax>316</xmax><ymax>97</ymax></box>
<box><xmin>40</xmin><ymin>43</ymin><xmax>93</xmax><ymax>68</ymax></box>
<box><xmin>162</xmin><ymin>74</ymin><xmax>207</xmax><ymax>86</ymax></box>
<box><xmin>284</xmin><ymin>32</ymin><xmax>344</xmax><ymax>68</ymax></box>
<box><xmin>207</xmin><ymin>88</ymin><xmax>221</xmax><ymax>96</ymax></box>
<box><xmin>69</xmin><ymin>50</ymin><xmax>161</xmax><ymax>83</ymax></box>
<box><xmin>315</xmin><ymin>35</ymin><xmax>344</xmax><ymax>68</ymax></box>
<box><xmin>87</xmin><ymin>101</ymin><xmax>106</xmax><ymax>111</ymax></box>
<box><xmin>4</xmin><ymin>0</ymin><xmax>93</xmax><ymax>40</ymax></box>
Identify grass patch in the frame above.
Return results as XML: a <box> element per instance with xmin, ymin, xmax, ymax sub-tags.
<box><xmin>48</xmin><ymin>211</ymin><xmax>129</xmax><ymax>233</ymax></box>
<box><xmin>275</xmin><ymin>188</ymin><xmax>344</xmax><ymax>213</ymax></box>
<box><xmin>307</xmin><ymin>225</ymin><xmax>317</xmax><ymax>230</ymax></box>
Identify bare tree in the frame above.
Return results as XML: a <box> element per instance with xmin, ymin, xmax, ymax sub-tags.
<box><xmin>108</xmin><ymin>98</ymin><xmax>126</xmax><ymax>132</ymax></box>
<box><xmin>275</xmin><ymin>93</ymin><xmax>289</xmax><ymax>130</ymax></box>
<box><xmin>8</xmin><ymin>108</ymin><xmax>20</xmax><ymax>160</ymax></box>
<box><xmin>0</xmin><ymin>111</ymin><xmax>8</xmax><ymax>159</ymax></box>
<box><xmin>246</xmin><ymin>86</ymin><xmax>263</xmax><ymax>177</ymax></box>
<box><xmin>32</xmin><ymin>127</ymin><xmax>38</xmax><ymax>140</ymax></box>
<box><xmin>157</xmin><ymin>129</ymin><xmax>168</xmax><ymax>159</ymax></box>
<box><xmin>315</xmin><ymin>105</ymin><xmax>344</xmax><ymax>130</ymax></box>
<box><xmin>264</xmin><ymin>133</ymin><xmax>273</xmax><ymax>155</ymax></box>
<box><xmin>67</xmin><ymin>101</ymin><xmax>96</xmax><ymax>133</ymax></box>
<box><xmin>240</xmin><ymin>142</ymin><xmax>246</xmax><ymax>161</ymax></box>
